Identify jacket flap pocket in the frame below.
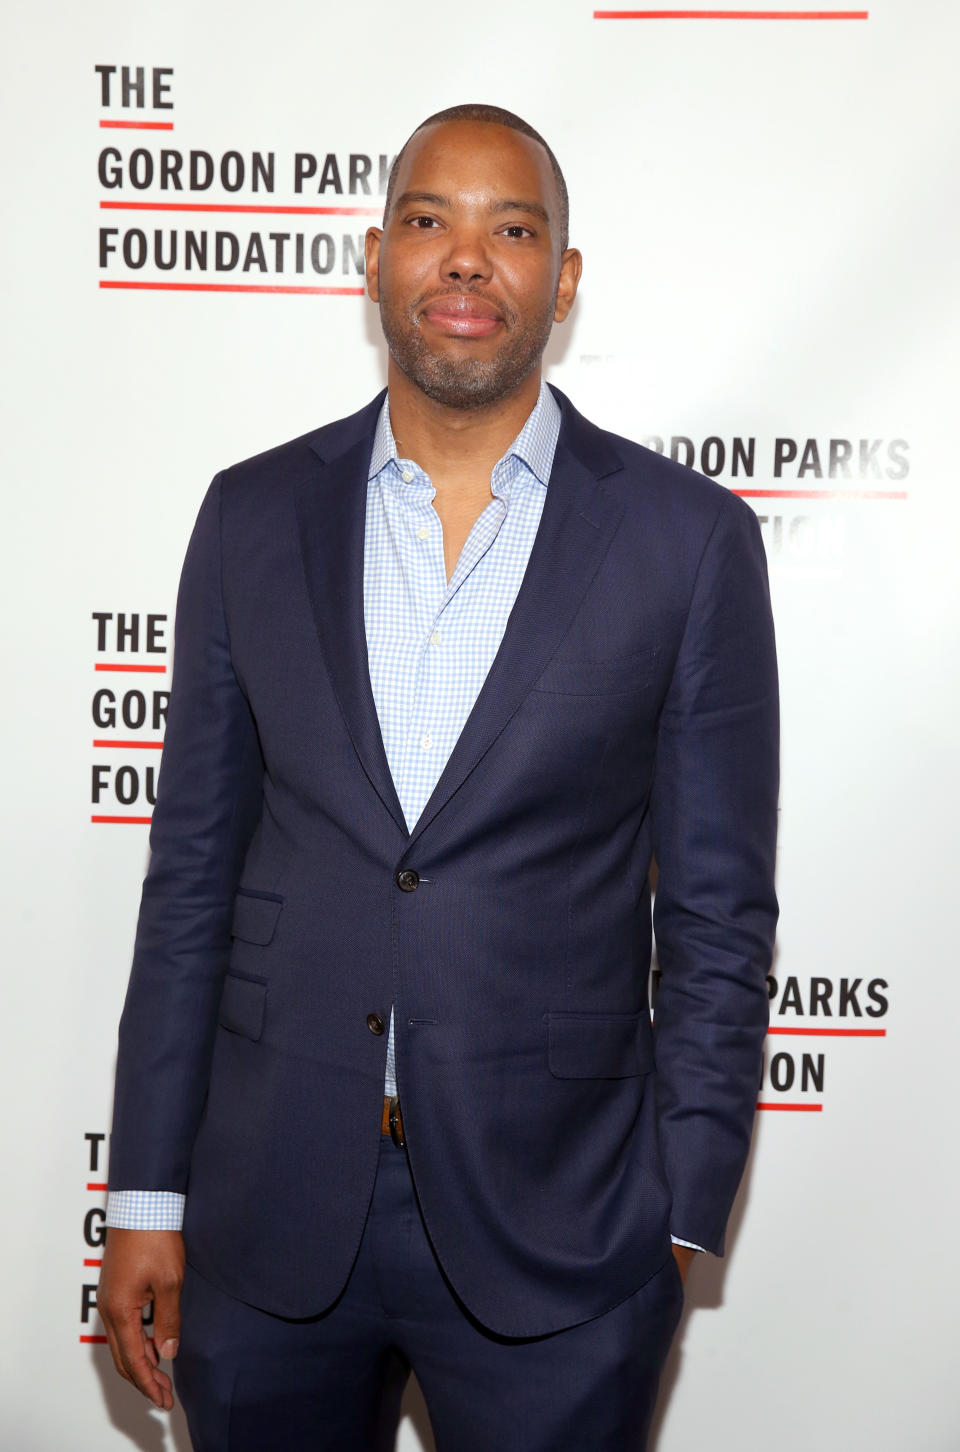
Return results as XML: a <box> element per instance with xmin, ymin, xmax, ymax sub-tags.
<box><xmin>231</xmin><ymin>891</ymin><xmax>282</xmax><ymax>945</ymax></box>
<box><xmin>218</xmin><ymin>973</ymin><xmax>266</xmax><ymax>1041</ymax></box>
<box><xmin>547</xmin><ymin>1011</ymin><xmax>652</xmax><ymax>1079</ymax></box>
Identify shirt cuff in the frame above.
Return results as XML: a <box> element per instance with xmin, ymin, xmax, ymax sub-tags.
<box><xmin>106</xmin><ymin>1191</ymin><xmax>185</xmax><ymax>1231</ymax></box>
<box><xmin>670</xmin><ymin>1235</ymin><xmax>705</xmax><ymax>1252</ymax></box>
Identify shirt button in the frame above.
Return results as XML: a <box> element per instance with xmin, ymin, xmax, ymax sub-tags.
<box><xmin>430</xmin><ymin>630</ymin><xmax>441</xmax><ymax>646</ymax></box>
<box><xmin>366</xmin><ymin>1012</ymin><xmax>385</xmax><ymax>1035</ymax></box>
<box><xmin>416</xmin><ymin>525</ymin><xmax>429</xmax><ymax>540</ymax></box>
<box><xmin>402</xmin><ymin>471</ymin><xmax>414</xmax><ymax>483</ymax></box>
<box><xmin>396</xmin><ymin>869</ymin><xmax>419</xmax><ymax>892</ymax></box>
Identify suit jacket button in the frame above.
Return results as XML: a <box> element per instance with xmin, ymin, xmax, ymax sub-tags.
<box><xmin>366</xmin><ymin>1012</ymin><xmax>385</xmax><ymax>1035</ymax></box>
<box><xmin>396</xmin><ymin>869</ymin><xmax>419</xmax><ymax>892</ymax></box>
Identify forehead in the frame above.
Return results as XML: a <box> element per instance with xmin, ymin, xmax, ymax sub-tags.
<box><xmin>393</xmin><ymin>120</ymin><xmax>557</xmax><ymax>212</ymax></box>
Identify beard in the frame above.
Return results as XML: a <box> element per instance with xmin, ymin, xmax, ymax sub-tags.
<box><xmin>378</xmin><ymin>285</ymin><xmax>556</xmax><ymax>411</ymax></box>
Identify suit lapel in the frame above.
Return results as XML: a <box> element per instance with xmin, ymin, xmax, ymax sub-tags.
<box><xmin>404</xmin><ymin>396</ymin><xmax>626</xmax><ymax>852</ymax></box>
<box><xmin>294</xmin><ymin>394</ymin><xmax>410</xmax><ymax>839</ymax></box>
<box><xmin>293</xmin><ymin>388</ymin><xmax>627</xmax><ymax>853</ymax></box>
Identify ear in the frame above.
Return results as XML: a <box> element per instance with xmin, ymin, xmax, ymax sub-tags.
<box><xmin>365</xmin><ymin>227</ymin><xmax>383</xmax><ymax>303</ymax></box>
<box><xmin>553</xmin><ymin>248</ymin><xmax>583</xmax><ymax>324</ymax></box>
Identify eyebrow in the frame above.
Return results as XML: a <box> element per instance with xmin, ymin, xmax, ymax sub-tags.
<box><xmin>394</xmin><ymin>191</ymin><xmax>551</xmax><ymax>226</ymax></box>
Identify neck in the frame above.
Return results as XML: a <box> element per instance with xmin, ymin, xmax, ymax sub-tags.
<box><xmin>386</xmin><ymin>362</ymin><xmax>543</xmax><ymax>486</ymax></box>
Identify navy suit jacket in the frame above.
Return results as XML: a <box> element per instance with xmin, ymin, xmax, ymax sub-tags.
<box><xmin>109</xmin><ymin>385</ymin><xmax>779</xmax><ymax>1337</ymax></box>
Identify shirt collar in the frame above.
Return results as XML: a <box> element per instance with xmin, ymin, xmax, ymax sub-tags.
<box><xmin>368</xmin><ymin>380</ymin><xmax>561</xmax><ymax>487</ymax></box>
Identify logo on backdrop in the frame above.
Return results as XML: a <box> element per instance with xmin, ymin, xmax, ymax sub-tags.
<box><xmin>94</xmin><ymin>65</ymin><xmax>390</xmax><ymax>295</ymax></box>
<box><xmin>761</xmin><ymin>971</ymin><xmax>888</xmax><ymax>1112</ymax></box>
<box><xmin>80</xmin><ymin>1133</ymin><xmax>108</xmax><ymax>1344</ymax></box>
<box><xmin>641</xmin><ymin>432</ymin><xmax>910</xmax><ymax>568</ymax></box>
<box><xmin>91</xmin><ymin>611</ymin><xmax>168</xmax><ymax>824</ymax></box>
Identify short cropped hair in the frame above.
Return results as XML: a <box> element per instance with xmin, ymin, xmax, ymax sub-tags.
<box><xmin>383</xmin><ymin>103</ymin><xmax>570</xmax><ymax>252</ymax></box>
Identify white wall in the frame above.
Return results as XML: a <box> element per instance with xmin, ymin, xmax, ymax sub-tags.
<box><xmin>2</xmin><ymin>2</ymin><xmax>957</xmax><ymax>1448</ymax></box>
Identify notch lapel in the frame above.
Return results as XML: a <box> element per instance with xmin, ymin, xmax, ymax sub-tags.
<box><xmin>403</xmin><ymin>422</ymin><xmax>626</xmax><ymax>854</ymax></box>
<box><xmin>293</xmin><ymin>389</ymin><xmax>627</xmax><ymax>855</ymax></box>
<box><xmin>294</xmin><ymin>400</ymin><xmax>409</xmax><ymax>839</ymax></box>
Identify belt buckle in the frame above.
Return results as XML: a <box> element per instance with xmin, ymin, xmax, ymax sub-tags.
<box><xmin>388</xmin><ymin>1095</ymin><xmax>405</xmax><ymax>1149</ymax></box>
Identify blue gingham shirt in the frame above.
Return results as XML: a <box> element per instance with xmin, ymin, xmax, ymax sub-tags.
<box><xmin>106</xmin><ymin>383</ymin><xmax>702</xmax><ymax>1250</ymax></box>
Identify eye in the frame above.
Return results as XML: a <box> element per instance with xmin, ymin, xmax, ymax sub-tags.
<box><xmin>408</xmin><ymin>215</ymin><xmax>440</xmax><ymax>229</ymax></box>
<box><xmin>501</xmin><ymin>224</ymin><xmax>534</xmax><ymax>240</ymax></box>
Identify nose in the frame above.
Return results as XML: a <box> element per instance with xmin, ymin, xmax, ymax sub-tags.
<box><xmin>441</xmin><ymin>224</ymin><xmax>492</xmax><ymax>284</ymax></box>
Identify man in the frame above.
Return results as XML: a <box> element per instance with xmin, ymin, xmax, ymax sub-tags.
<box><xmin>99</xmin><ymin>103</ymin><xmax>779</xmax><ymax>1451</ymax></box>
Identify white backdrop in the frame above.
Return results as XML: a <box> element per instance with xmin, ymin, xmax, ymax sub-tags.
<box><xmin>2</xmin><ymin>2</ymin><xmax>959</xmax><ymax>1448</ymax></box>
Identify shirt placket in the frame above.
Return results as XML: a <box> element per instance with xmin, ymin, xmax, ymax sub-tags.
<box><xmin>395</xmin><ymin>467</ymin><xmax>510</xmax><ymax>832</ymax></box>
<box><xmin>389</xmin><ymin>462</ymin><xmax>445</xmax><ymax>830</ymax></box>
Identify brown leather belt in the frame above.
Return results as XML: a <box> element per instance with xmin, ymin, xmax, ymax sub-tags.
<box><xmin>381</xmin><ymin>1095</ymin><xmax>406</xmax><ymax>1148</ymax></box>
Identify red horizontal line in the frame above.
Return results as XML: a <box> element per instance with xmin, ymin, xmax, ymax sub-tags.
<box><xmin>80</xmin><ymin>1335</ymin><xmax>108</xmax><ymax>1343</ymax></box>
<box><xmin>92</xmin><ymin>739</ymin><xmax>164</xmax><ymax>749</ymax></box>
<box><xmin>87</xmin><ymin>1182</ymin><xmax>108</xmax><ymax>1192</ymax></box>
<box><xmin>84</xmin><ymin>1258</ymin><xmax>103</xmax><ymax>1268</ymax></box>
<box><xmin>768</xmin><ymin>1025</ymin><xmax>886</xmax><ymax>1036</ymax></box>
<box><xmin>100</xmin><ymin>280</ymin><xmax>365</xmax><ymax>295</ymax></box>
<box><xmin>91</xmin><ymin>815</ymin><xmax>153</xmax><ymax>824</ymax></box>
<box><xmin>594</xmin><ymin>9</ymin><xmax>868</xmax><ymax>17</ymax></box>
<box><xmin>733</xmin><ymin>488</ymin><xmax>906</xmax><ymax>500</ymax></box>
<box><xmin>95</xmin><ymin>662</ymin><xmax>167</xmax><ymax>673</ymax></box>
<box><xmin>757</xmin><ymin>1101</ymin><xmax>823</xmax><ymax>1111</ymax></box>
<box><xmin>100</xmin><ymin>200</ymin><xmax>381</xmax><ymax>215</ymax></box>
<box><xmin>100</xmin><ymin>120</ymin><xmax>175</xmax><ymax>130</ymax></box>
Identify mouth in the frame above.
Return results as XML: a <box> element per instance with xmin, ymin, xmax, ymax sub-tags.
<box><xmin>419</xmin><ymin>293</ymin><xmax>505</xmax><ymax>340</ymax></box>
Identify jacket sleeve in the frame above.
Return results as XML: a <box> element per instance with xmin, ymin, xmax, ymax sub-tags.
<box><xmin>108</xmin><ymin>475</ymin><xmax>264</xmax><ymax>1195</ymax></box>
<box><xmin>649</xmin><ymin>489</ymin><xmax>779</xmax><ymax>1255</ymax></box>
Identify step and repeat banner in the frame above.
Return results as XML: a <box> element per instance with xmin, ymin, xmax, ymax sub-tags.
<box><xmin>2</xmin><ymin>1</ymin><xmax>958</xmax><ymax>1449</ymax></box>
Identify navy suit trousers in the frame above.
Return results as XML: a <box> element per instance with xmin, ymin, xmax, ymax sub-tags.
<box><xmin>174</xmin><ymin>1133</ymin><xmax>685</xmax><ymax>1452</ymax></box>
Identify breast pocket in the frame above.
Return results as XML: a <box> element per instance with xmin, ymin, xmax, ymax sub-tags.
<box><xmin>531</xmin><ymin>645</ymin><xmax>660</xmax><ymax>697</ymax></box>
